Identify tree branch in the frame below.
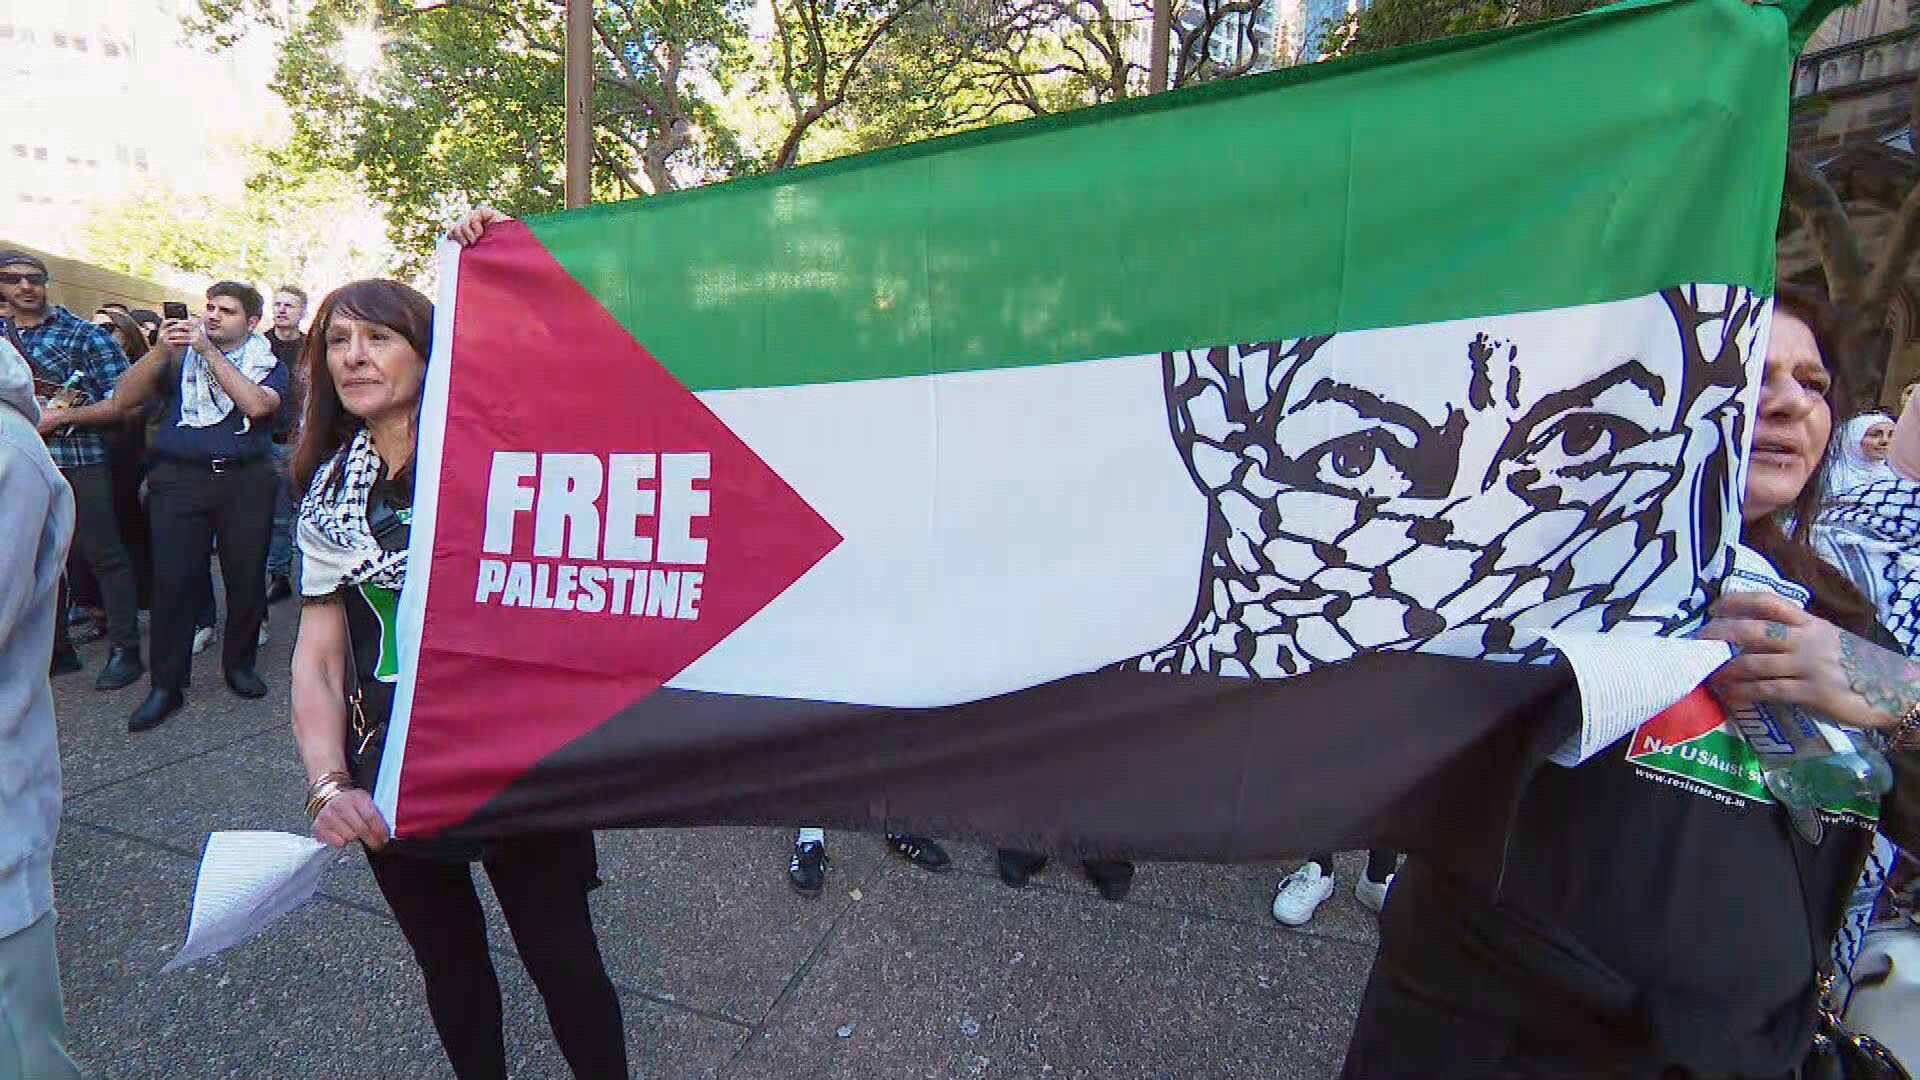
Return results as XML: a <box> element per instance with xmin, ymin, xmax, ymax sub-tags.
<box><xmin>1784</xmin><ymin>148</ymin><xmax>1871</xmax><ymax>300</ymax></box>
<box><xmin>598</xmin><ymin>147</ymin><xmax>647</xmax><ymax>197</ymax></box>
<box><xmin>1865</xmin><ymin>168</ymin><xmax>1920</xmax><ymax>310</ymax></box>
<box><xmin>1865</xmin><ymin>66</ymin><xmax>1920</xmax><ymax>308</ymax></box>
<box><xmin>772</xmin><ymin>1</ymin><xmax>803</xmax><ymax>112</ymax></box>
<box><xmin>831</xmin><ymin>0</ymin><xmax>927</xmax><ymax>107</ymax></box>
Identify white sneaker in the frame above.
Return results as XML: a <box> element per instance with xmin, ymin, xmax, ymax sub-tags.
<box><xmin>1355</xmin><ymin>872</ymin><xmax>1394</xmax><ymax>914</ymax></box>
<box><xmin>258</xmin><ymin>622</ymin><xmax>269</xmax><ymax>646</ymax></box>
<box><xmin>191</xmin><ymin>626</ymin><xmax>216</xmax><ymax>655</ymax></box>
<box><xmin>1271</xmin><ymin>861</ymin><xmax>1336</xmax><ymax>926</ymax></box>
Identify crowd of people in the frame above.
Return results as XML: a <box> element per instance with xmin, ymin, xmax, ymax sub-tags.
<box><xmin>1</xmin><ymin>215</ymin><xmax>1917</xmax><ymax>1080</ymax></box>
<box><xmin>0</xmin><ymin>253</ymin><xmax>310</xmax><ymax>736</ymax></box>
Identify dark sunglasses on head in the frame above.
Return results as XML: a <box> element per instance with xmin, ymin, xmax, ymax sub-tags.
<box><xmin>0</xmin><ymin>271</ymin><xmax>48</xmax><ymax>286</ymax></box>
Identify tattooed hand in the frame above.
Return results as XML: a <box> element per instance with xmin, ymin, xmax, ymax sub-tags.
<box><xmin>1836</xmin><ymin>632</ymin><xmax>1920</xmax><ymax>729</ymax></box>
<box><xmin>1698</xmin><ymin>591</ymin><xmax>1918</xmax><ymax>731</ymax></box>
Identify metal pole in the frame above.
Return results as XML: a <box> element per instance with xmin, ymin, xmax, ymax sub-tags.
<box><xmin>1149</xmin><ymin>0</ymin><xmax>1171</xmax><ymax>92</ymax></box>
<box><xmin>564</xmin><ymin>0</ymin><xmax>593</xmax><ymax>209</ymax></box>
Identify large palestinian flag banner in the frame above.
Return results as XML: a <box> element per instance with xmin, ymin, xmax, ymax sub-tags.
<box><xmin>375</xmin><ymin>0</ymin><xmax>1833</xmax><ymax>870</ymax></box>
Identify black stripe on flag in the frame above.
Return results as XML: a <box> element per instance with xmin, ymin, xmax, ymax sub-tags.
<box><xmin>424</xmin><ymin>653</ymin><xmax>1578</xmax><ymax>888</ymax></box>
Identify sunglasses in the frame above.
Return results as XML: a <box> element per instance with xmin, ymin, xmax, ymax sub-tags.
<box><xmin>0</xmin><ymin>272</ymin><xmax>48</xmax><ymax>286</ymax></box>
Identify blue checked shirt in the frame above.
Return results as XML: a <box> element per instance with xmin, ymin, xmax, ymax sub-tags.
<box><xmin>9</xmin><ymin>307</ymin><xmax>129</xmax><ymax>468</ymax></box>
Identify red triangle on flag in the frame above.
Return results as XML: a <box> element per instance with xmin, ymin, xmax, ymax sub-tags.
<box><xmin>1625</xmin><ymin>685</ymin><xmax>1726</xmax><ymax>760</ymax></box>
<box><xmin>395</xmin><ymin>222</ymin><xmax>842</xmax><ymax>837</ymax></box>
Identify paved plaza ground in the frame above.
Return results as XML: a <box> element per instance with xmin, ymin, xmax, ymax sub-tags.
<box><xmin>48</xmin><ymin>598</ymin><xmax>1378</xmax><ymax>1078</ymax></box>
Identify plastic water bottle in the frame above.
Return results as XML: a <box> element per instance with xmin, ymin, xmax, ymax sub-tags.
<box><xmin>1722</xmin><ymin>555</ymin><xmax>1894</xmax><ymax>842</ymax></box>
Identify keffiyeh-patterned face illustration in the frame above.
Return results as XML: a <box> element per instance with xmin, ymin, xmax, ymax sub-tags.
<box><xmin>1135</xmin><ymin>286</ymin><xmax>1763</xmax><ymax>677</ymax></box>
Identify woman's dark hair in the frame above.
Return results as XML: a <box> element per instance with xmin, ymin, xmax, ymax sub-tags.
<box><xmin>1741</xmin><ymin>283</ymin><xmax>1877</xmax><ymax>635</ymax></box>
<box><xmin>129</xmin><ymin>309</ymin><xmax>161</xmax><ymax>344</ymax></box>
<box><xmin>291</xmin><ymin>279</ymin><xmax>435</xmax><ymax>500</ymax></box>
<box><xmin>93</xmin><ymin>309</ymin><xmax>148</xmax><ymax>361</ymax></box>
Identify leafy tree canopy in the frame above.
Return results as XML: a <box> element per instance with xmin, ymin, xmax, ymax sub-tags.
<box><xmin>80</xmin><ymin>146</ymin><xmax>397</xmax><ymax>293</ymax></box>
<box><xmin>1315</xmin><ymin>0</ymin><xmax>1599</xmax><ymax>58</ymax></box>
<box><xmin>193</xmin><ymin>0</ymin><xmax>1305</xmax><ymax>271</ymax></box>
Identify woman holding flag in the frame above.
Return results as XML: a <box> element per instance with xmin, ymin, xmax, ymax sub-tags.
<box><xmin>1342</xmin><ymin>285</ymin><xmax>1920</xmax><ymax>1077</ymax></box>
<box><xmin>288</xmin><ymin>210</ymin><xmax>628</xmax><ymax>1080</ymax></box>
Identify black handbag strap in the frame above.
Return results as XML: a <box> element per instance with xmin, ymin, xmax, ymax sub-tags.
<box><xmin>338</xmin><ymin>588</ymin><xmax>380</xmax><ymax>772</ymax></box>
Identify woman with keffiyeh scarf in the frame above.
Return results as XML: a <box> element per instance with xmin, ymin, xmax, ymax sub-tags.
<box><xmin>1819</xmin><ymin>402</ymin><xmax>1920</xmax><ymax>947</ymax></box>
<box><xmin>286</xmin><ymin>212</ymin><xmax>626</xmax><ymax>1080</ymax></box>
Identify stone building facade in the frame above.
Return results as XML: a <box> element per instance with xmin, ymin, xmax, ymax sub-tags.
<box><xmin>1782</xmin><ymin>0</ymin><xmax>1920</xmax><ymax>404</ymax></box>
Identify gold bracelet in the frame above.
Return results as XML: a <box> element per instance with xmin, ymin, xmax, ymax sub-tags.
<box><xmin>304</xmin><ymin>773</ymin><xmax>357</xmax><ymax>820</ymax></box>
<box><xmin>308</xmin><ymin>769</ymin><xmax>351</xmax><ymax>791</ymax></box>
<box><xmin>1891</xmin><ymin>701</ymin><xmax>1920</xmax><ymax>753</ymax></box>
<box><xmin>304</xmin><ymin>771</ymin><xmax>351</xmax><ymax>806</ymax></box>
<box><xmin>305</xmin><ymin>781</ymin><xmax>351</xmax><ymax>820</ymax></box>
<box><xmin>307</xmin><ymin>784</ymin><xmax>354</xmax><ymax>821</ymax></box>
<box><xmin>304</xmin><ymin>780</ymin><xmax>346</xmax><ymax>819</ymax></box>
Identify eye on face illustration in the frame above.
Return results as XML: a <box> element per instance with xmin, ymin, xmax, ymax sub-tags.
<box><xmin>1137</xmin><ymin>286</ymin><xmax>1760</xmax><ymax>677</ymax></box>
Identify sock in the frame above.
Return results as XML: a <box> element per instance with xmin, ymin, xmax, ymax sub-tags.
<box><xmin>796</xmin><ymin>827</ymin><xmax>825</xmax><ymax>847</ymax></box>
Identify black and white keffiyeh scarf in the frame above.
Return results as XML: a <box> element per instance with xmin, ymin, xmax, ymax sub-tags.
<box><xmin>297</xmin><ymin>428</ymin><xmax>409</xmax><ymax>598</ymax></box>
<box><xmin>179</xmin><ymin>333</ymin><xmax>278</xmax><ymax>428</ymax></box>
<box><xmin>1817</xmin><ymin>475</ymin><xmax>1920</xmax><ymax>655</ymax></box>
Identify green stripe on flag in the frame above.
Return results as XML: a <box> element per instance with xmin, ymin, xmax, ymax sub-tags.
<box><xmin>529</xmin><ymin>0</ymin><xmax>1794</xmax><ymax>393</ymax></box>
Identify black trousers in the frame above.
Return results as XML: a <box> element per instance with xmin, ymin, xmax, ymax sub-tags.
<box><xmin>55</xmin><ymin>463</ymin><xmax>140</xmax><ymax>649</ymax></box>
<box><xmin>1307</xmin><ymin>849</ymin><xmax>1400</xmax><ymax>882</ymax></box>
<box><xmin>368</xmin><ymin>833</ymin><xmax>627</xmax><ymax>1080</ymax></box>
<box><xmin>110</xmin><ymin>422</ymin><xmax>155</xmax><ymax>608</ymax></box>
<box><xmin>146</xmin><ymin>458</ymin><xmax>275</xmax><ymax>690</ymax></box>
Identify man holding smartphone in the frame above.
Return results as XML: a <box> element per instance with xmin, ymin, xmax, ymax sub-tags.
<box><xmin>115</xmin><ymin>282</ymin><xmax>288</xmax><ymax>732</ymax></box>
<box><xmin>0</xmin><ymin>251</ymin><xmax>145</xmax><ymax>692</ymax></box>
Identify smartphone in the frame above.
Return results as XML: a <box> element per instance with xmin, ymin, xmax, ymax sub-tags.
<box><xmin>162</xmin><ymin>301</ymin><xmax>189</xmax><ymax>321</ymax></box>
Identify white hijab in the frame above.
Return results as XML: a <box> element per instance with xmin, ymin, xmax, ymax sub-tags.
<box><xmin>1825</xmin><ymin>412</ymin><xmax>1896</xmax><ymax>497</ymax></box>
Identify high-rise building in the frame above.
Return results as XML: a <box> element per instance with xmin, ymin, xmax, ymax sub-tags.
<box><xmin>1277</xmin><ymin>0</ymin><xmax>1369</xmax><ymax>63</ymax></box>
<box><xmin>1171</xmin><ymin>0</ymin><xmax>1369</xmax><ymax>75</ymax></box>
<box><xmin>0</xmin><ymin>0</ymin><xmax>278</xmax><ymax>254</ymax></box>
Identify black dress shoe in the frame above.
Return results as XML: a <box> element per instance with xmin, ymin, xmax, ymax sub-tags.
<box><xmin>128</xmin><ymin>688</ymin><xmax>184</xmax><ymax>732</ymax></box>
<box><xmin>886</xmin><ymin>833</ymin><xmax>951</xmax><ymax>871</ymax></box>
<box><xmin>1084</xmin><ymin>859</ymin><xmax>1135</xmax><ymax>903</ymax></box>
<box><xmin>225</xmin><ymin>668</ymin><xmax>268</xmax><ymax>699</ymax></box>
<box><xmin>996</xmin><ymin>849</ymin><xmax>1048</xmax><ymax>888</ymax></box>
<box><xmin>788</xmin><ymin>840</ymin><xmax>828</xmax><ymax>897</ymax></box>
<box><xmin>265</xmin><ymin>575</ymin><xmax>293</xmax><ymax>605</ymax></box>
<box><xmin>50</xmin><ymin>647</ymin><xmax>83</xmax><ymax>677</ymax></box>
<box><xmin>93</xmin><ymin>646</ymin><xmax>144</xmax><ymax>691</ymax></box>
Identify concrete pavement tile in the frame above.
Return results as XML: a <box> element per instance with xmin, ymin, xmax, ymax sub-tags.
<box><xmin>60</xmin><ymin>728</ymin><xmax>391</xmax><ymax>913</ymax></box>
<box><xmin>1123</xmin><ymin>851</ymin><xmax>1386</xmax><ymax>948</ymax></box>
<box><xmin>936</xmin><ymin>841</ymin><xmax>1383</xmax><ymax>949</ymax></box>
<box><xmin>63</xmin><ymin>727</ymin><xmax>308</xmax><ymax>840</ymax></box>
<box><xmin>55</xmin><ymin>602</ymin><xmax>299</xmax><ymax>797</ymax></box>
<box><xmin>472</xmin><ymin>826</ymin><xmax>893</xmax><ymax>1026</ymax></box>
<box><xmin>497</xmin><ymin>964</ymin><xmax>750</xmax><ymax>1080</ymax></box>
<box><xmin>55</xmin><ymin>823</ymin><xmax>749</xmax><ymax>1078</ymax></box>
<box><xmin>728</xmin><ymin>859</ymin><xmax>1372</xmax><ymax>1079</ymax></box>
<box><xmin>55</xmin><ymin>822</ymin><xmax>453</xmax><ymax>1079</ymax></box>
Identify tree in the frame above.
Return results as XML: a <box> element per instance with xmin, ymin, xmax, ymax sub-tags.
<box><xmin>78</xmin><ymin>149</ymin><xmax>397</xmax><ymax>292</ymax></box>
<box><xmin>195</xmin><ymin>0</ymin><xmax>961</xmax><ymax>271</ymax></box>
<box><xmin>1314</xmin><ymin>0</ymin><xmax>1597</xmax><ymax>58</ymax></box>
<box><xmin>836</xmin><ymin>0</ymin><xmax>1280</xmax><ymax>141</ymax></box>
<box><xmin>761</xmin><ymin>0</ymin><xmax>940</xmax><ymax>168</ymax></box>
<box><xmin>1302</xmin><ymin>0</ymin><xmax>1920</xmax><ymax>406</ymax></box>
<box><xmin>1782</xmin><ymin>80</ymin><xmax>1920</xmax><ymax>408</ymax></box>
